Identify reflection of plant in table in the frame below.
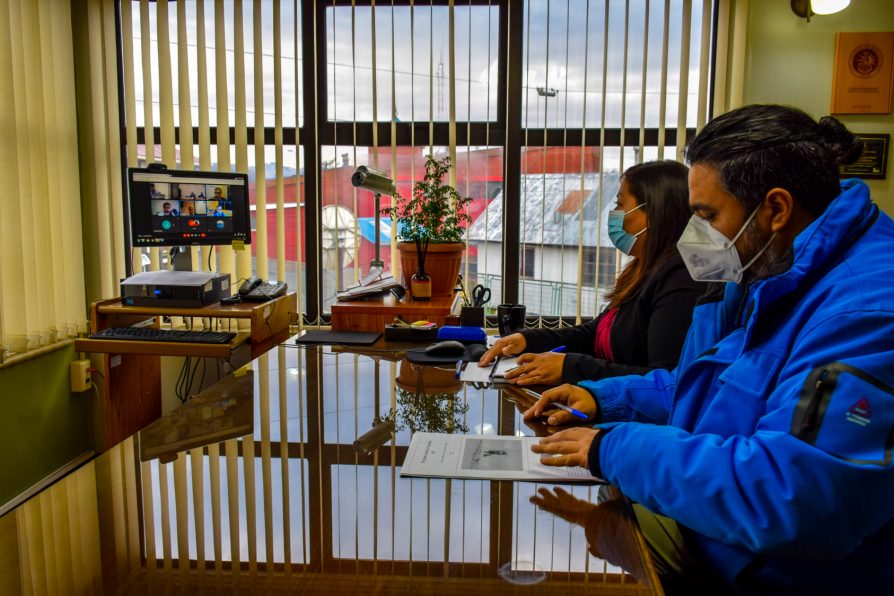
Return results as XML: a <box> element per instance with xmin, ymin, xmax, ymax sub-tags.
<box><xmin>384</xmin><ymin>387</ymin><xmax>469</xmax><ymax>434</ymax></box>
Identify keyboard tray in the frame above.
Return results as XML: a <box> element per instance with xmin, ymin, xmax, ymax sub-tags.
<box><xmin>90</xmin><ymin>327</ymin><xmax>237</xmax><ymax>344</ymax></box>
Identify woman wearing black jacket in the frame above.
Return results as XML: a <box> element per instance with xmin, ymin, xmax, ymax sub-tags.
<box><xmin>478</xmin><ymin>160</ymin><xmax>704</xmax><ymax>385</ymax></box>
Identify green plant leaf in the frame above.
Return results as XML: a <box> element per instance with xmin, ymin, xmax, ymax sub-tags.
<box><xmin>381</xmin><ymin>155</ymin><xmax>473</xmax><ymax>250</ymax></box>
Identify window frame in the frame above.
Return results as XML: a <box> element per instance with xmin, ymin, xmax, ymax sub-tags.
<box><xmin>122</xmin><ymin>0</ymin><xmax>711</xmax><ymax>326</ymax></box>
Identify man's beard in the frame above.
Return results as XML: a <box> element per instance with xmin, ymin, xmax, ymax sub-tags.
<box><xmin>737</xmin><ymin>220</ymin><xmax>793</xmax><ymax>284</ymax></box>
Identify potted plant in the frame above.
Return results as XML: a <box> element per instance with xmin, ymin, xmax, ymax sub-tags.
<box><xmin>383</xmin><ymin>155</ymin><xmax>472</xmax><ymax>299</ymax></box>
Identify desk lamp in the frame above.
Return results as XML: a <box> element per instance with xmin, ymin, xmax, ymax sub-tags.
<box><xmin>351</xmin><ymin>166</ymin><xmax>397</xmax><ymax>286</ymax></box>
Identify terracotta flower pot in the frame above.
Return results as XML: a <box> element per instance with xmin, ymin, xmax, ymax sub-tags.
<box><xmin>397</xmin><ymin>241</ymin><xmax>464</xmax><ymax>297</ymax></box>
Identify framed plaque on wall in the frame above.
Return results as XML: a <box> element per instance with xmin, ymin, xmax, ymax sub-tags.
<box><xmin>839</xmin><ymin>134</ymin><xmax>889</xmax><ymax>180</ymax></box>
<box><xmin>831</xmin><ymin>32</ymin><xmax>894</xmax><ymax>115</ymax></box>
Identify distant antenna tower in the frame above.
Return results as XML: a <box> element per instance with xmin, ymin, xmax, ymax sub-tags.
<box><xmin>437</xmin><ymin>48</ymin><xmax>445</xmax><ymax>119</ymax></box>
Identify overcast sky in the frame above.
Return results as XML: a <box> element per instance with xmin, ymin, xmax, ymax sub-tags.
<box><xmin>128</xmin><ymin>0</ymin><xmax>705</xmax><ymax>171</ymax></box>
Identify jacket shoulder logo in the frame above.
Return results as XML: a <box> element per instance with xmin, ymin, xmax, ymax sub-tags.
<box><xmin>846</xmin><ymin>398</ymin><xmax>872</xmax><ymax>427</ymax></box>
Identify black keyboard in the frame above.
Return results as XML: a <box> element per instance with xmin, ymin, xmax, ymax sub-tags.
<box><xmin>90</xmin><ymin>326</ymin><xmax>237</xmax><ymax>344</ymax></box>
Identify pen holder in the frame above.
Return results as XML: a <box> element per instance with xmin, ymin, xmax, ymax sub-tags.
<box><xmin>459</xmin><ymin>305</ymin><xmax>484</xmax><ymax>327</ymax></box>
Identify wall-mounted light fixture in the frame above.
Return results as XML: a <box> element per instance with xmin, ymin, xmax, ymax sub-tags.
<box><xmin>791</xmin><ymin>0</ymin><xmax>851</xmax><ymax>21</ymax></box>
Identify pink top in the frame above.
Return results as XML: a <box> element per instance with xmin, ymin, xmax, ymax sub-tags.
<box><xmin>594</xmin><ymin>308</ymin><xmax>618</xmax><ymax>362</ymax></box>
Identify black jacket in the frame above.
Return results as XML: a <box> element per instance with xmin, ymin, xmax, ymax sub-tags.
<box><xmin>521</xmin><ymin>253</ymin><xmax>705</xmax><ymax>383</ymax></box>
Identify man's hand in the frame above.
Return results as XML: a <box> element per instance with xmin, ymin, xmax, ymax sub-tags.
<box><xmin>504</xmin><ymin>352</ymin><xmax>565</xmax><ymax>385</ymax></box>
<box><xmin>531</xmin><ymin>427</ymin><xmax>600</xmax><ymax>468</ymax></box>
<box><xmin>478</xmin><ymin>333</ymin><xmax>526</xmax><ymax>366</ymax></box>
<box><xmin>523</xmin><ymin>384</ymin><xmax>598</xmax><ymax>425</ymax></box>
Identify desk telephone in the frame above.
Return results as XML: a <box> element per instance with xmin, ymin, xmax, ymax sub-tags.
<box><xmin>221</xmin><ymin>276</ymin><xmax>288</xmax><ymax>304</ymax></box>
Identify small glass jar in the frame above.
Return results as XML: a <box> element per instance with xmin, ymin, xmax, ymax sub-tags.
<box><xmin>411</xmin><ymin>270</ymin><xmax>431</xmax><ymax>301</ymax></box>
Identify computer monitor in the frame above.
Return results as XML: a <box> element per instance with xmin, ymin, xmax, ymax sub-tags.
<box><xmin>128</xmin><ymin>167</ymin><xmax>252</xmax><ymax>247</ymax></box>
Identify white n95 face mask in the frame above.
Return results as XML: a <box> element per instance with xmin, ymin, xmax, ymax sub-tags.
<box><xmin>676</xmin><ymin>205</ymin><xmax>775</xmax><ymax>284</ymax></box>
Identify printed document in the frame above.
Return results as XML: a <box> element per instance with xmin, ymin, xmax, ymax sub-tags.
<box><xmin>400</xmin><ymin>432</ymin><xmax>603</xmax><ymax>483</ymax></box>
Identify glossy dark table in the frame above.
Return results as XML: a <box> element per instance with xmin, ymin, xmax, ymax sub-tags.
<box><xmin>0</xmin><ymin>336</ymin><xmax>662</xmax><ymax>595</ymax></box>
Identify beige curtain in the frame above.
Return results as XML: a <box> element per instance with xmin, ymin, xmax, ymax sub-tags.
<box><xmin>72</xmin><ymin>0</ymin><xmax>127</xmax><ymax>308</ymax></box>
<box><xmin>0</xmin><ymin>0</ymin><xmax>89</xmax><ymax>362</ymax></box>
<box><xmin>713</xmin><ymin>0</ymin><xmax>749</xmax><ymax>115</ymax></box>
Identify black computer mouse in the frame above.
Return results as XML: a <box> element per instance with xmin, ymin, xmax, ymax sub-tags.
<box><xmin>424</xmin><ymin>340</ymin><xmax>466</xmax><ymax>357</ymax></box>
<box><xmin>465</xmin><ymin>343</ymin><xmax>487</xmax><ymax>362</ymax></box>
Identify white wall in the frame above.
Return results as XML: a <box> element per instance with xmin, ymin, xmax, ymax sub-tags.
<box><xmin>745</xmin><ymin>0</ymin><xmax>894</xmax><ymax>213</ymax></box>
<box><xmin>474</xmin><ymin>244</ymin><xmax>503</xmax><ymax>278</ymax></box>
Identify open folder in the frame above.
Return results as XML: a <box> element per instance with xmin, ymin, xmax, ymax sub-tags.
<box><xmin>400</xmin><ymin>432</ymin><xmax>603</xmax><ymax>483</ymax></box>
<box><xmin>336</xmin><ymin>272</ymin><xmax>402</xmax><ymax>301</ymax></box>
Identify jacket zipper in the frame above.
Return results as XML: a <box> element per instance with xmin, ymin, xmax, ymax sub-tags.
<box><xmin>800</xmin><ymin>369</ymin><xmax>830</xmax><ymax>435</ymax></box>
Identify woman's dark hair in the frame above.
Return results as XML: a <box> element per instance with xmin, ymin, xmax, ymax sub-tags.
<box><xmin>685</xmin><ymin>104</ymin><xmax>863</xmax><ymax>216</ymax></box>
<box><xmin>607</xmin><ymin>160</ymin><xmax>691</xmax><ymax>308</ymax></box>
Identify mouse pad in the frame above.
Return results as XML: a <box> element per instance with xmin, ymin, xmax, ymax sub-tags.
<box><xmin>406</xmin><ymin>343</ymin><xmax>486</xmax><ymax>364</ymax></box>
<box><xmin>295</xmin><ymin>330</ymin><xmax>382</xmax><ymax>345</ymax></box>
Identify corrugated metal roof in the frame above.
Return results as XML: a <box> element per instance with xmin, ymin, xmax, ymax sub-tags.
<box><xmin>467</xmin><ymin>172</ymin><xmax>621</xmax><ymax>248</ymax></box>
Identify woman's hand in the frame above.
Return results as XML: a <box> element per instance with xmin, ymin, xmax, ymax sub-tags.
<box><xmin>523</xmin><ymin>384</ymin><xmax>598</xmax><ymax>425</ymax></box>
<box><xmin>478</xmin><ymin>333</ymin><xmax>526</xmax><ymax>366</ymax></box>
<box><xmin>504</xmin><ymin>352</ymin><xmax>566</xmax><ymax>386</ymax></box>
<box><xmin>530</xmin><ymin>427</ymin><xmax>601</xmax><ymax>468</ymax></box>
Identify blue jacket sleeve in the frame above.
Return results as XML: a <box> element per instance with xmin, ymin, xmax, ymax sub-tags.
<box><xmin>596</xmin><ymin>309</ymin><xmax>894</xmax><ymax>559</ymax></box>
<box><xmin>579</xmin><ymin>366</ymin><xmax>677</xmax><ymax>425</ymax></box>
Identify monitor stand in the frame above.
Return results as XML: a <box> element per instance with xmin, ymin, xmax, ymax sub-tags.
<box><xmin>170</xmin><ymin>246</ymin><xmax>194</xmax><ymax>271</ymax></box>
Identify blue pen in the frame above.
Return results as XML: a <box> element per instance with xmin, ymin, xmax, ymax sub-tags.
<box><xmin>521</xmin><ymin>388</ymin><xmax>588</xmax><ymax>420</ymax></box>
<box><xmin>455</xmin><ymin>359</ymin><xmax>464</xmax><ymax>379</ymax></box>
<box><xmin>550</xmin><ymin>346</ymin><xmax>567</xmax><ymax>353</ymax></box>
<box><xmin>552</xmin><ymin>401</ymin><xmax>589</xmax><ymax>420</ymax></box>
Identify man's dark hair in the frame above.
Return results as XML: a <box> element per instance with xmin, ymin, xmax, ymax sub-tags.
<box><xmin>685</xmin><ymin>104</ymin><xmax>863</xmax><ymax>216</ymax></box>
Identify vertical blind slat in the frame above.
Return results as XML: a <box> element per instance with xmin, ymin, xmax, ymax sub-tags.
<box><xmin>176</xmin><ymin>0</ymin><xmax>194</xmax><ymax>169</ymax></box>
<box><xmin>676</xmin><ymin>0</ymin><xmax>692</xmax><ymax>161</ymax></box>
<box><xmin>274</xmin><ymin>1</ymin><xmax>286</xmax><ymax>282</ymax></box>
<box><xmin>713</xmin><ymin>0</ymin><xmax>730</xmax><ymax>115</ymax></box>
<box><xmin>233</xmin><ymin>0</ymin><xmax>252</xmax><ymax>286</ymax></box>
<box><xmin>574</xmin><ymin>0</ymin><xmax>592</xmax><ymax>324</ymax></box>
<box><xmin>696</xmin><ymin>0</ymin><xmax>712</xmax><ymax>130</ymax></box>
<box><xmin>294</xmin><ymin>0</ymin><xmax>304</xmax><ymax>322</ymax></box>
<box><xmin>140</xmin><ymin>0</ymin><xmax>161</xmax><ymax>272</ymax></box>
<box><xmin>729</xmin><ymin>0</ymin><xmax>748</xmax><ymax>109</ymax></box>
<box><xmin>656</xmin><ymin>0</ymin><xmax>670</xmax><ymax>159</ymax></box>
<box><xmin>215</xmin><ymin>0</ymin><xmax>236</xmax><ymax>277</ymax></box>
<box><xmin>253</xmin><ymin>0</ymin><xmax>268</xmax><ymax>281</ymax></box>
<box><xmin>157</xmin><ymin>1</ymin><xmax>176</xmax><ymax>168</ymax></box>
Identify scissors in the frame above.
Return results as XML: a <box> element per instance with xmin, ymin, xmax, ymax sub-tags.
<box><xmin>471</xmin><ymin>284</ymin><xmax>491</xmax><ymax>307</ymax></box>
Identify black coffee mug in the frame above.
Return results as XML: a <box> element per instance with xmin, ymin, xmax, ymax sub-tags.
<box><xmin>497</xmin><ymin>304</ymin><xmax>526</xmax><ymax>336</ymax></box>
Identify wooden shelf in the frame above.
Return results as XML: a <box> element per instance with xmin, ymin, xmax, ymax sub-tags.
<box><xmin>331</xmin><ymin>292</ymin><xmax>458</xmax><ymax>332</ymax></box>
<box><xmin>82</xmin><ymin>292</ymin><xmax>297</xmax><ymax>449</ymax></box>
<box><xmin>90</xmin><ymin>293</ymin><xmax>296</xmax><ymax>344</ymax></box>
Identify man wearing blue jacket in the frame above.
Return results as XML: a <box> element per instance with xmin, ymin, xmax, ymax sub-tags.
<box><xmin>525</xmin><ymin>104</ymin><xmax>894</xmax><ymax>594</ymax></box>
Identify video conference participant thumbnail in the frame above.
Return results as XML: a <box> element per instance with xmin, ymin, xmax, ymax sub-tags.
<box><xmin>211</xmin><ymin>185</ymin><xmax>233</xmax><ymax>211</ymax></box>
<box><xmin>152</xmin><ymin>199</ymin><xmax>180</xmax><ymax>217</ymax></box>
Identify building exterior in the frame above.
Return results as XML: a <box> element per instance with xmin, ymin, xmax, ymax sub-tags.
<box><xmin>467</xmin><ymin>172</ymin><xmax>622</xmax><ymax>317</ymax></box>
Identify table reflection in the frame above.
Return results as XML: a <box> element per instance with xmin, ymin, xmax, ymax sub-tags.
<box><xmin>1</xmin><ymin>338</ymin><xmax>661</xmax><ymax>595</ymax></box>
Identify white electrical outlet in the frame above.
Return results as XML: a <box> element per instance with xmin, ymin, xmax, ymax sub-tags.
<box><xmin>70</xmin><ymin>359</ymin><xmax>92</xmax><ymax>393</ymax></box>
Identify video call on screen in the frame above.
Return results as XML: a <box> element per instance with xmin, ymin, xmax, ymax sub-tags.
<box><xmin>147</xmin><ymin>181</ymin><xmax>236</xmax><ymax>238</ymax></box>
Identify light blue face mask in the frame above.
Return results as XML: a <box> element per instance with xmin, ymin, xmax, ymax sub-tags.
<box><xmin>607</xmin><ymin>203</ymin><xmax>647</xmax><ymax>256</ymax></box>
